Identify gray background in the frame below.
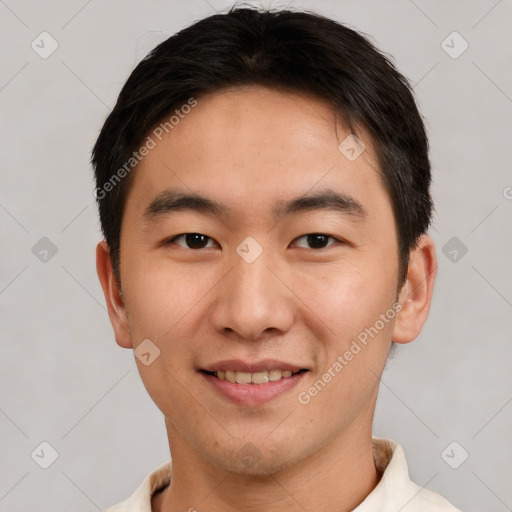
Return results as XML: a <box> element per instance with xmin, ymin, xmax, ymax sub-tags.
<box><xmin>1</xmin><ymin>0</ymin><xmax>511</xmax><ymax>510</ymax></box>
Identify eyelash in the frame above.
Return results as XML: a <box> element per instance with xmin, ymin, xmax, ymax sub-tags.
<box><xmin>166</xmin><ymin>233</ymin><xmax>344</xmax><ymax>250</ymax></box>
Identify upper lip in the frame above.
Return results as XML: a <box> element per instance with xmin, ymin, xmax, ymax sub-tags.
<box><xmin>200</xmin><ymin>359</ymin><xmax>308</xmax><ymax>373</ymax></box>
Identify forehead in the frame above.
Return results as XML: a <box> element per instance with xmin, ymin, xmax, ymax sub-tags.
<box><xmin>124</xmin><ymin>86</ymin><xmax>391</xmax><ymax>227</ymax></box>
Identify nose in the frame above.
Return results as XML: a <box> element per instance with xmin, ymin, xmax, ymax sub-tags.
<box><xmin>210</xmin><ymin>249</ymin><xmax>295</xmax><ymax>341</ymax></box>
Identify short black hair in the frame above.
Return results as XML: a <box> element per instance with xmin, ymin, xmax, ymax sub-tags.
<box><xmin>92</xmin><ymin>6</ymin><xmax>432</xmax><ymax>284</ymax></box>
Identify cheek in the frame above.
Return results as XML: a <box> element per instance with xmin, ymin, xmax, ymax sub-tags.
<box><xmin>121</xmin><ymin>250</ymin><xmax>202</xmax><ymax>340</ymax></box>
<box><xmin>295</xmin><ymin>268</ymin><xmax>396</xmax><ymax>424</ymax></box>
<box><xmin>120</xmin><ymin>258</ymin><xmax>203</xmax><ymax>416</ymax></box>
<box><xmin>295</xmin><ymin>259</ymin><xmax>397</xmax><ymax>344</ymax></box>
<box><xmin>293</xmin><ymin>256</ymin><xmax>398</xmax><ymax>409</ymax></box>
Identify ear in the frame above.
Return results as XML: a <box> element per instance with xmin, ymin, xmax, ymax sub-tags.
<box><xmin>96</xmin><ymin>241</ymin><xmax>133</xmax><ymax>348</ymax></box>
<box><xmin>392</xmin><ymin>234</ymin><xmax>437</xmax><ymax>344</ymax></box>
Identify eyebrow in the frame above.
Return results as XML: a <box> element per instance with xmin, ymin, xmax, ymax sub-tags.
<box><xmin>143</xmin><ymin>188</ymin><xmax>366</xmax><ymax>222</ymax></box>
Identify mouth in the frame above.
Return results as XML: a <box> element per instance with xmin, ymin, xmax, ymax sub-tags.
<box><xmin>199</xmin><ymin>362</ymin><xmax>310</xmax><ymax>406</ymax></box>
<box><xmin>200</xmin><ymin>368</ymin><xmax>309</xmax><ymax>385</ymax></box>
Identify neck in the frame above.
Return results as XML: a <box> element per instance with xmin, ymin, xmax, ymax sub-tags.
<box><xmin>154</xmin><ymin>421</ymin><xmax>379</xmax><ymax>512</ymax></box>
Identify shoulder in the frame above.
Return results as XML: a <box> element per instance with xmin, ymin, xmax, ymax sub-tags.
<box><xmin>401</xmin><ymin>482</ymin><xmax>461</xmax><ymax>511</ymax></box>
<box><xmin>104</xmin><ymin>461</ymin><xmax>172</xmax><ymax>512</ymax></box>
<box><xmin>359</xmin><ymin>438</ymin><xmax>462</xmax><ymax>512</ymax></box>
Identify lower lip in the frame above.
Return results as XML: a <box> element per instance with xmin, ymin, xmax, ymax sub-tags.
<box><xmin>200</xmin><ymin>372</ymin><xmax>307</xmax><ymax>406</ymax></box>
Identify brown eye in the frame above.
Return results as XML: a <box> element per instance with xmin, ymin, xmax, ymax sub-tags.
<box><xmin>293</xmin><ymin>233</ymin><xmax>338</xmax><ymax>249</ymax></box>
<box><xmin>169</xmin><ymin>233</ymin><xmax>216</xmax><ymax>249</ymax></box>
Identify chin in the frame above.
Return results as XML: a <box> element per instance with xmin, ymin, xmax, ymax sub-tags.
<box><xmin>202</xmin><ymin>437</ymin><xmax>307</xmax><ymax>477</ymax></box>
<box><xmin>221</xmin><ymin>454</ymin><xmax>297</xmax><ymax>477</ymax></box>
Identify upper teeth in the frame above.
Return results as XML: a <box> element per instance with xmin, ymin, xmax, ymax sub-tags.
<box><xmin>216</xmin><ymin>369</ymin><xmax>298</xmax><ymax>384</ymax></box>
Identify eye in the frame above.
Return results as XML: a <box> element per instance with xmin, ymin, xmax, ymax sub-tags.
<box><xmin>292</xmin><ymin>233</ymin><xmax>340</xmax><ymax>249</ymax></box>
<box><xmin>168</xmin><ymin>233</ymin><xmax>217</xmax><ymax>249</ymax></box>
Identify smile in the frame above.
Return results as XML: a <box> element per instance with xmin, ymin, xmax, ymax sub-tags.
<box><xmin>202</xmin><ymin>368</ymin><xmax>307</xmax><ymax>385</ymax></box>
<box><xmin>200</xmin><ymin>368</ymin><xmax>309</xmax><ymax>406</ymax></box>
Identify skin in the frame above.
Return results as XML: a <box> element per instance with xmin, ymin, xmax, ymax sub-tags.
<box><xmin>97</xmin><ymin>86</ymin><xmax>436</xmax><ymax>512</ymax></box>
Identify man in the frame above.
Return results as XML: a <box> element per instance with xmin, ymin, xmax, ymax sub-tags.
<box><xmin>92</xmin><ymin>6</ymin><xmax>460</xmax><ymax>511</ymax></box>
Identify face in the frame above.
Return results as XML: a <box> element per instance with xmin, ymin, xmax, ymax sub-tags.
<box><xmin>97</xmin><ymin>86</ymin><xmax>436</xmax><ymax>475</ymax></box>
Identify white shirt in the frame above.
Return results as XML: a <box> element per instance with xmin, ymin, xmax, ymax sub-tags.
<box><xmin>105</xmin><ymin>438</ymin><xmax>461</xmax><ymax>511</ymax></box>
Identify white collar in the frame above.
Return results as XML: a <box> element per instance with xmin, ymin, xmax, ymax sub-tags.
<box><xmin>105</xmin><ymin>438</ymin><xmax>460</xmax><ymax>511</ymax></box>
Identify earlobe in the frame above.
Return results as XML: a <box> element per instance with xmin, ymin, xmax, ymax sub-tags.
<box><xmin>392</xmin><ymin>234</ymin><xmax>437</xmax><ymax>344</ymax></box>
<box><xmin>96</xmin><ymin>241</ymin><xmax>133</xmax><ymax>349</ymax></box>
